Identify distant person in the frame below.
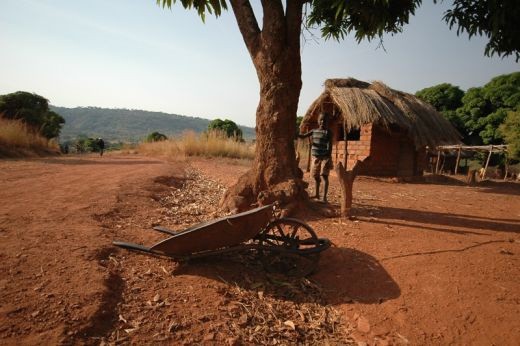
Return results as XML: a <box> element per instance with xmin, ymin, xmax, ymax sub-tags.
<box><xmin>298</xmin><ymin>112</ymin><xmax>333</xmax><ymax>203</ymax></box>
<box><xmin>97</xmin><ymin>138</ymin><xmax>105</xmax><ymax>157</ymax></box>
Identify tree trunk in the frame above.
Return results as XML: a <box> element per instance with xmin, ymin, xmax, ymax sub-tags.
<box><xmin>222</xmin><ymin>0</ymin><xmax>306</xmax><ymax>213</ymax></box>
<box><xmin>220</xmin><ymin>54</ymin><xmax>307</xmax><ymax>212</ymax></box>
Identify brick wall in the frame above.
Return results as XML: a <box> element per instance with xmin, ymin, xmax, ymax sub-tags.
<box><xmin>332</xmin><ymin>124</ymin><xmax>425</xmax><ymax>176</ymax></box>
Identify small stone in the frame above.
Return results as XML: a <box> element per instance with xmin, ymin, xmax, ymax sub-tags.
<box><xmin>284</xmin><ymin>320</ymin><xmax>296</xmax><ymax>330</ymax></box>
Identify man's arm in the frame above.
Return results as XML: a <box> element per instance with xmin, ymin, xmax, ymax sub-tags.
<box><xmin>298</xmin><ymin>130</ymin><xmax>312</xmax><ymax>139</ymax></box>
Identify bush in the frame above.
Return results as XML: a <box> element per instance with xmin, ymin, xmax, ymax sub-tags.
<box><xmin>207</xmin><ymin>118</ymin><xmax>243</xmax><ymax>141</ymax></box>
<box><xmin>146</xmin><ymin>131</ymin><xmax>168</xmax><ymax>142</ymax></box>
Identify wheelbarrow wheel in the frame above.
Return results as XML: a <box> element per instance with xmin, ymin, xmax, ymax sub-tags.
<box><xmin>257</xmin><ymin>218</ymin><xmax>320</xmax><ymax>277</ymax></box>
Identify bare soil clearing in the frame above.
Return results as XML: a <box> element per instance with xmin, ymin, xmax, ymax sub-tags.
<box><xmin>0</xmin><ymin>154</ymin><xmax>519</xmax><ymax>345</ymax></box>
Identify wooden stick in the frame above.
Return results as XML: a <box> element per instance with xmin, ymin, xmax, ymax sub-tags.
<box><xmin>482</xmin><ymin>145</ymin><xmax>493</xmax><ymax>179</ymax></box>
<box><xmin>435</xmin><ymin>149</ymin><xmax>441</xmax><ymax>174</ymax></box>
<box><xmin>504</xmin><ymin>153</ymin><xmax>509</xmax><ymax>181</ymax></box>
<box><xmin>343</xmin><ymin>138</ymin><xmax>348</xmax><ymax>170</ymax></box>
<box><xmin>454</xmin><ymin>145</ymin><xmax>462</xmax><ymax>174</ymax></box>
<box><xmin>306</xmin><ymin>135</ymin><xmax>311</xmax><ymax>173</ymax></box>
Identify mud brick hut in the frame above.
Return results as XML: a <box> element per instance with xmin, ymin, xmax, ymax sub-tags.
<box><xmin>300</xmin><ymin>78</ymin><xmax>461</xmax><ymax>177</ymax></box>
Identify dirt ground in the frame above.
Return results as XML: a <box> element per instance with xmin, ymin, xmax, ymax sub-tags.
<box><xmin>0</xmin><ymin>154</ymin><xmax>519</xmax><ymax>345</ymax></box>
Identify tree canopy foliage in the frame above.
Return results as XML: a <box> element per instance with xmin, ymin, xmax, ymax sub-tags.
<box><xmin>499</xmin><ymin>110</ymin><xmax>520</xmax><ymax>160</ymax></box>
<box><xmin>157</xmin><ymin>0</ymin><xmax>520</xmax><ymax>61</ymax></box>
<box><xmin>207</xmin><ymin>118</ymin><xmax>243</xmax><ymax>140</ymax></box>
<box><xmin>443</xmin><ymin>0</ymin><xmax>520</xmax><ymax>61</ymax></box>
<box><xmin>416</xmin><ymin>83</ymin><xmax>465</xmax><ymax>112</ymax></box>
<box><xmin>417</xmin><ymin>73</ymin><xmax>520</xmax><ymax>151</ymax></box>
<box><xmin>0</xmin><ymin>91</ymin><xmax>65</xmax><ymax>139</ymax></box>
<box><xmin>457</xmin><ymin>72</ymin><xmax>520</xmax><ymax>145</ymax></box>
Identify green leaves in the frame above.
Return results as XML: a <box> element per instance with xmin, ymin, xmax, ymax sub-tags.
<box><xmin>443</xmin><ymin>0</ymin><xmax>520</xmax><ymax>61</ymax></box>
<box><xmin>307</xmin><ymin>0</ymin><xmax>421</xmax><ymax>42</ymax></box>
<box><xmin>416</xmin><ymin>73</ymin><xmax>520</xmax><ymax>146</ymax></box>
<box><xmin>416</xmin><ymin>83</ymin><xmax>465</xmax><ymax>112</ymax></box>
<box><xmin>499</xmin><ymin>110</ymin><xmax>520</xmax><ymax>159</ymax></box>
<box><xmin>207</xmin><ymin>118</ymin><xmax>243</xmax><ymax>140</ymax></box>
<box><xmin>156</xmin><ymin>0</ymin><xmax>228</xmax><ymax>22</ymax></box>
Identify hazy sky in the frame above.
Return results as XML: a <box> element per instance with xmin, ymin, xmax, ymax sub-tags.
<box><xmin>1</xmin><ymin>0</ymin><xmax>518</xmax><ymax>127</ymax></box>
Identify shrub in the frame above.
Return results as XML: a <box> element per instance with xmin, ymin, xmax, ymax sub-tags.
<box><xmin>146</xmin><ymin>131</ymin><xmax>168</xmax><ymax>142</ymax></box>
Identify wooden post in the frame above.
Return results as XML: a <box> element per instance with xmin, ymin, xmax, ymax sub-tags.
<box><xmin>306</xmin><ymin>135</ymin><xmax>311</xmax><ymax>173</ymax></box>
<box><xmin>482</xmin><ymin>145</ymin><xmax>493</xmax><ymax>179</ymax></box>
<box><xmin>435</xmin><ymin>149</ymin><xmax>441</xmax><ymax>174</ymax></box>
<box><xmin>454</xmin><ymin>145</ymin><xmax>462</xmax><ymax>175</ymax></box>
<box><xmin>342</xmin><ymin>121</ymin><xmax>348</xmax><ymax>169</ymax></box>
<box><xmin>503</xmin><ymin>152</ymin><xmax>509</xmax><ymax>181</ymax></box>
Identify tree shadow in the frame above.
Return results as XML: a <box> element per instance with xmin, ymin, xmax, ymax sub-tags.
<box><xmin>312</xmin><ymin>246</ymin><xmax>400</xmax><ymax>305</ymax></box>
<box><xmin>169</xmin><ymin>247</ymin><xmax>400</xmax><ymax>306</ymax></box>
<box><xmin>356</xmin><ymin>205</ymin><xmax>520</xmax><ymax>234</ymax></box>
<box><xmin>40</xmin><ymin>158</ymin><xmax>163</xmax><ymax>165</ymax></box>
<box><xmin>399</xmin><ymin>175</ymin><xmax>520</xmax><ymax>197</ymax></box>
<box><xmin>475</xmin><ymin>180</ymin><xmax>520</xmax><ymax>196</ymax></box>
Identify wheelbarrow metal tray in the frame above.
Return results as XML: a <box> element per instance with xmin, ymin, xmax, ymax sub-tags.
<box><xmin>115</xmin><ymin>204</ymin><xmax>274</xmax><ymax>257</ymax></box>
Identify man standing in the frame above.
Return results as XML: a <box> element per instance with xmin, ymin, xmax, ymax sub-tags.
<box><xmin>97</xmin><ymin>138</ymin><xmax>105</xmax><ymax>157</ymax></box>
<box><xmin>299</xmin><ymin>112</ymin><xmax>333</xmax><ymax>203</ymax></box>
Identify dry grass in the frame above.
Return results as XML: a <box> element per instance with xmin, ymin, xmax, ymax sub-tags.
<box><xmin>138</xmin><ymin>130</ymin><xmax>254</xmax><ymax>160</ymax></box>
<box><xmin>0</xmin><ymin>116</ymin><xmax>58</xmax><ymax>157</ymax></box>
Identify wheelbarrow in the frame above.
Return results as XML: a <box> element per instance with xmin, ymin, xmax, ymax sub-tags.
<box><xmin>113</xmin><ymin>204</ymin><xmax>331</xmax><ymax>276</ymax></box>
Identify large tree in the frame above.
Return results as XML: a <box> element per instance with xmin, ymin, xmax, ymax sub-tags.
<box><xmin>0</xmin><ymin>91</ymin><xmax>65</xmax><ymax>139</ymax></box>
<box><xmin>499</xmin><ymin>109</ymin><xmax>520</xmax><ymax>160</ymax></box>
<box><xmin>457</xmin><ymin>72</ymin><xmax>520</xmax><ymax>145</ymax></box>
<box><xmin>416</xmin><ymin>83</ymin><xmax>466</xmax><ymax>137</ymax></box>
<box><xmin>157</xmin><ymin>0</ymin><xmax>520</xmax><ymax>211</ymax></box>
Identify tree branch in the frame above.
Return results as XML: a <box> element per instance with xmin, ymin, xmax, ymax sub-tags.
<box><xmin>229</xmin><ymin>0</ymin><xmax>261</xmax><ymax>57</ymax></box>
<box><xmin>261</xmin><ymin>0</ymin><xmax>285</xmax><ymax>45</ymax></box>
<box><xmin>286</xmin><ymin>0</ymin><xmax>304</xmax><ymax>48</ymax></box>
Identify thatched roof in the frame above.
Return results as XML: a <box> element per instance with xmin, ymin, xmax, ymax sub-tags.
<box><xmin>302</xmin><ymin>78</ymin><xmax>462</xmax><ymax>148</ymax></box>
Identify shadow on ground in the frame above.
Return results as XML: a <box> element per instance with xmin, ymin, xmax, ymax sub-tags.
<box><xmin>169</xmin><ymin>247</ymin><xmax>400</xmax><ymax>306</ymax></box>
<box><xmin>356</xmin><ymin>205</ymin><xmax>520</xmax><ymax>234</ymax></box>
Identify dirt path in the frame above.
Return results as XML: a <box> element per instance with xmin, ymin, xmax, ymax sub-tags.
<box><xmin>1</xmin><ymin>155</ymin><xmax>519</xmax><ymax>345</ymax></box>
<box><xmin>192</xmin><ymin>159</ymin><xmax>520</xmax><ymax>345</ymax></box>
<box><xmin>0</xmin><ymin>155</ymin><xmax>183</xmax><ymax>344</ymax></box>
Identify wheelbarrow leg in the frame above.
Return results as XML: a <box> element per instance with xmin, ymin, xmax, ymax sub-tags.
<box><xmin>113</xmin><ymin>241</ymin><xmax>153</xmax><ymax>254</ymax></box>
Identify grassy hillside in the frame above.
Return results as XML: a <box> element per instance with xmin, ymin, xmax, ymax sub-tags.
<box><xmin>52</xmin><ymin>106</ymin><xmax>255</xmax><ymax>142</ymax></box>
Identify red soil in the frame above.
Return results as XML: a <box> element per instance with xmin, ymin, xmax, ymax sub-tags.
<box><xmin>0</xmin><ymin>154</ymin><xmax>518</xmax><ymax>345</ymax></box>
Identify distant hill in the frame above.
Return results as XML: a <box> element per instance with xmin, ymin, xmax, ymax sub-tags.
<box><xmin>51</xmin><ymin>106</ymin><xmax>255</xmax><ymax>142</ymax></box>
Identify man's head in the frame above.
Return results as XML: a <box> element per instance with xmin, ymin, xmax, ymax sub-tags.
<box><xmin>318</xmin><ymin>112</ymin><xmax>329</xmax><ymax>129</ymax></box>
